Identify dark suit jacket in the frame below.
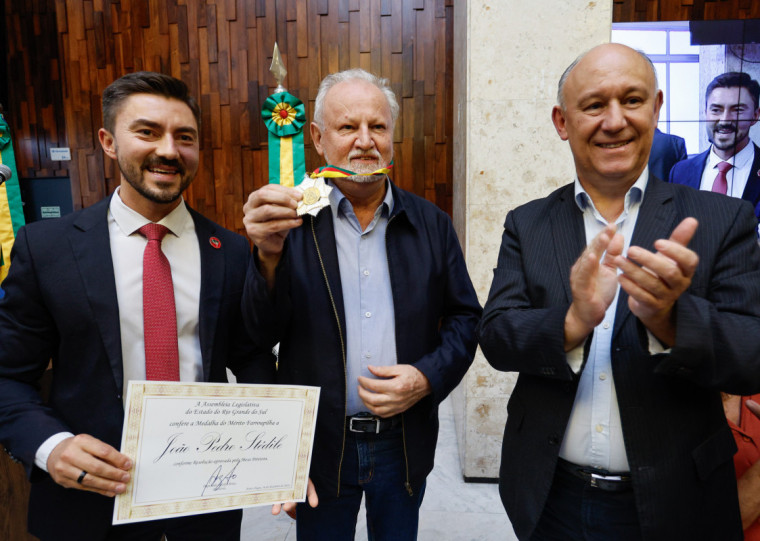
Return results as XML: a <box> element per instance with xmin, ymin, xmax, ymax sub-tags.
<box><xmin>478</xmin><ymin>177</ymin><xmax>760</xmax><ymax>540</ymax></box>
<box><xmin>0</xmin><ymin>197</ymin><xmax>274</xmax><ymax>540</ymax></box>
<box><xmin>648</xmin><ymin>128</ymin><xmax>687</xmax><ymax>182</ymax></box>
<box><xmin>670</xmin><ymin>142</ymin><xmax>760</xmax><ymax>220</ymax></box>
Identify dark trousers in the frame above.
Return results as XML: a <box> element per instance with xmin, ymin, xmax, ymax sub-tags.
<box><xmin>531</xmin><ymin>460</ymin><xmax>641</xmax><ymax>541</ymax></box>
<box><xmin>106</xmin><ymin>509</ymin><xmax>242</xmax><ymax>541</ymax></box>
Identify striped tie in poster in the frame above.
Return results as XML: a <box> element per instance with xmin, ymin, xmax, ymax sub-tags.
<box><xmin>0</xmin><ymin>114</ymin><xmax>25</xmax><ymax>283</ymax></box>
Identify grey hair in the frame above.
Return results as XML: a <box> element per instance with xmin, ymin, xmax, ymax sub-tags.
<box><xmin>313</xmin><ymin>68</ymin><xmax>399</xmax><ymax>128</ymax></box>
<box><xmin>556</xmin><ymin>46</ymin><xmax>659</xmax><ymax>109</ymax></box>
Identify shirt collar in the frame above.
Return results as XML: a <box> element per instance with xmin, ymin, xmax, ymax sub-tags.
<box><xmin>573</xmin><ymin>167</ymin><xmax>648</xmax><ymax>217</ymax></box>
<box><xmin>109</xmin><ymin>187</ymin><xmax>192</xmax><ymax>237</ymax></box>
<box><xmin>327</xmin><ymin>177</ymin><xmax>395</xmax><ymax>221</ymax></box>
<box><xmin>709</xmin><ymin>141</ymin><xmax>755</xmax><ymax>170</ymax></box>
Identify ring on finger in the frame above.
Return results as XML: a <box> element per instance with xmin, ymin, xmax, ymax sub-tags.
<box><xmin>77</xmin><ymin>470</ymin><xmax>87</xmax><ymax>484</ymax></box>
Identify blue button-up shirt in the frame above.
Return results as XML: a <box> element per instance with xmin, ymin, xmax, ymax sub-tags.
<box><xmin>328</xmin><ymin>180</ymin><xmax>398</xmax><ymax>415</ymax></box>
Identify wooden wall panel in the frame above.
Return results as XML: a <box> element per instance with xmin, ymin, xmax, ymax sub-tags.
<box><xmin>5</xmin><ymin>0</ymin><xmax>455</xmax><ymax>233</ymax></box>
<box><xmin>613</xmin><ymin>0</ymin><xmax>760</xmax><ymax>21</ymax></box>
<box><xmin>4</xmin><ymin>0</ymin><xmax>67</xmax><ymax>182</ymax></box>
<box><xmin>4</xmin><ymin>1</ymin><xmax>760</xmax><ymax>230</ymax></box>
<box><xmin>0</xmin><ymin>446</ymin><xmax>35</xmax><ymax>540</ymax></box>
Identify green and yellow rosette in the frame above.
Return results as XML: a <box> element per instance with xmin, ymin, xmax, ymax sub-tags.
<box><xmin>262</xmin><ymin>92</ymin><xmax>306</xmax><ymax>187</ymax></box>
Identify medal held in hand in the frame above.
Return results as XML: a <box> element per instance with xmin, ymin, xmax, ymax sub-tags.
<box><xmin>296</xmin><ymin>177</ymin><xmax>332</xmax><ymax>217</ymax></box>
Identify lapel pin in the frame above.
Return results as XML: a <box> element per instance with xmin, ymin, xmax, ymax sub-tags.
<box><xmin>209</xmin><ymin>237</ymin><xmax>221</xmax><ymax>249</ymax></box>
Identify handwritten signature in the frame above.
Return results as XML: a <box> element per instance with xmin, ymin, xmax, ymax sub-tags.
<box><xmin>201</xmin><ymin>459</ymin><xmax>240</xmax><ymax>496</ymax></box>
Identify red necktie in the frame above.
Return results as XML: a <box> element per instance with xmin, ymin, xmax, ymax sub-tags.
<box><xmin>139</xmin><ymin>223</ymin><xmax>179</xmax><ymax>381</ymax></box>
<box><xmin>711</xmin><ymin>161</ymin><xmax>733</xmax><ymax>195</ymax></box>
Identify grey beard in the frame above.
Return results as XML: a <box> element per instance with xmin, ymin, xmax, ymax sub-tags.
<box><xmin>344</xmin><ymin>173</ymin><xmax>386</xmax><ymax>184</ymax></box>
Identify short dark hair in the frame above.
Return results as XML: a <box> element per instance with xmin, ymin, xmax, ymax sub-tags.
<box><xmin>101</xmin><ymin>71</ymin><xmax>201</xmax><ymax>133</ymax></box>
<box><xmin>705</xmin><ymin>72</ymin><xmax>760</xmax><ymax>110</ymax></box>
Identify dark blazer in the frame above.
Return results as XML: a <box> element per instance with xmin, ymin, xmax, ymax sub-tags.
<box><xmin>648</xmin><ymin>128</ymin><xmax>687</xmax><ymax>182</ymax></box>
<box><xmin>478</xmin><ymin>177</ymin><xmax>760</xmax><ymax>540</ymax></box>
<box><xmin>0</xmin><ymin>197</ymin><xmax>274</xmax><ymax>540</ymax></box>
<box><xmin>670</xmin><ymin>142</ymin><xmax>760</xmax><ymax>220</ymax></box>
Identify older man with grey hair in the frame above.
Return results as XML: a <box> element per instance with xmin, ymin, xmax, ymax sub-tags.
<box><xmin>241</xmin><ymin>68</ymin><xmax>481</xmax><ymax>540</ymax></box>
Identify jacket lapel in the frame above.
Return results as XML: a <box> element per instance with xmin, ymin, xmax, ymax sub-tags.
<box><xmin>69</xmin><ymin>197</ymin><xmax>123</xmax><ymax>391</ymax></box>
<box><xmin>190</xmin><ymin>208</ymin><xmax>223</xmax><ymax>382</ymax></box>
<box><xmin>740</xmin><ymin>143</ymin><xmax>760</xmax><ymax>219</ymax></box>
<box><xmin>309</xmin><ymin>210</ymin><xmax>346</xmax><ymax>335</ymax></box>
<box><xmin>686</xmin><ymin>150</ymin><xmax>710</xmax><ymax>189</ymax></box>
<box><xmin>613</xmin><ymin>177</ymin><xmax>677</xmax><ymax>338</ymax></box>
<box><xmin>550</xmin><ymin>185</ymin><xmax>586</xmax><ymax>303</ymax></box>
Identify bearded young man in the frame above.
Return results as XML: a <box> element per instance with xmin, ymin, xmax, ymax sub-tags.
<box><xmin>0</xmin><ymin>71</ymin><xmax>272</xmax><ymax>540</ymax></box>
<box><xmin>670</xmin><ymin>72</ymin><xmax>760</xmax><ymax>227</ymax></box>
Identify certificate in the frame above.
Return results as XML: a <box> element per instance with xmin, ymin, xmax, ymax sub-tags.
<box><xmin>113</xmin><ymin>381</ymin><xmax>319</xmax><ymax>524</ymax></box>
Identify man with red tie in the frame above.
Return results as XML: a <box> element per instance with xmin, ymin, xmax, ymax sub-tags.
<box><xmin>0</xmin><ymin>72</ymin><xmax>272</xmax><ymax>540</ymax></box>
<box><xmin>670</xmin><ymin>72</ymin><xmax>760</xmax><ymax>225</ymax></box>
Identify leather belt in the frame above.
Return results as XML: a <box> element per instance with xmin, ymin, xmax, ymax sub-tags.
<box><xmin>557</xmin><ymin>458</ymin><xmax>632</xmax><ymax>492</ymax></box>
<box><xmin>346</xmin><ymin>414</ymin><xmax>400</xmax><ymax>434</ymax></box>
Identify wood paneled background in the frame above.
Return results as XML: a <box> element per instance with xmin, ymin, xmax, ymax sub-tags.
<box><xmin>4</xmin><ymin>0</ymin><xmax>455</xmax><ymax>234</ymax></box>
<box><xmin>3</xmin><ymin>0</ymin><xmax>758</xmax><ymax>232</ymax></box>
<box><xmin>613</xmin><ymin>0</ymin><xmax>760</xmax><ymax>21</ymax></box>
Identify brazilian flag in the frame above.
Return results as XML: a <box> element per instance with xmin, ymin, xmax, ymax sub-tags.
<box><xmin>0</xmin><ymin>113</ymin><xmax>25</xmax><ymax>284</ymax></box>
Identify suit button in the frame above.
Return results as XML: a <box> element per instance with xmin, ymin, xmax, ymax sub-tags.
<box><xmin>548</xmin><ymin>436</ymin><xmax>559</xmax><ymax>445</ymax></box>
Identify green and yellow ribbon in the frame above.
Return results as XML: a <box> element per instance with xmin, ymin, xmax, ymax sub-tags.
<box><xmin>311</xmin><ymin>162</ymin><xmax>393</xmax><ymax>179</ymax></box>
<box><xmin>262</xmin><ymin>92</ymin><xmax>306</xmax><ymax>187</ymax></box>
<box><xmin>0</xmin><ymin>115</ymin><xmax>25</xmax><ymax>283</ymax></box>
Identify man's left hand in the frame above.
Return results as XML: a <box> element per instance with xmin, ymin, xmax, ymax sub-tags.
<box><xmin>613</xmin><ymin>217</ymin><xmax>699</xmax><ymax>347</ymax></box>
<box><xmin>271</xmin><ymin>477</ymin><xmax>318</xmax><ymax>520</ymax></box>
<box><xmin>357</xmin><ymin>365</ymin><xmax>432</xmax><ymax>418</ymax></box>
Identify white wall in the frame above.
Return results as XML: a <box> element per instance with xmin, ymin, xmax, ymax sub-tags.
<box><xmin>452</xmin><ymin>0</ymin><xmax>613</xmax><ymax>479</ymax></box>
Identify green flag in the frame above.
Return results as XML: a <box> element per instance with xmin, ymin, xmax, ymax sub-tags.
<box><xmin>0</xmin><ymin>114</ymin><xmax>25</xmax><ymax>283</ymax></box>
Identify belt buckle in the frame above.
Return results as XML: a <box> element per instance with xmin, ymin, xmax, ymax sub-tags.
<box><xmin>590</xmin><ymin>472</ymin><xmax>629</xmax><ymax>491</ymax></box>
<box><xmin>349</xmin><ymin>415</ymin><xmax>380</xmax><ymax>433</ymax></box>
<box><xmin>591</xmin><ymin>472</ymin><xmax>626</xmax><ymax>482</ymax></box>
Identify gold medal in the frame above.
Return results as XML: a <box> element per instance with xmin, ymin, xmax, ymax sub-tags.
<box><xmin>302</xmin><ymin>187</ymin><xmax>321</xmax><ymax>206</ymax></box>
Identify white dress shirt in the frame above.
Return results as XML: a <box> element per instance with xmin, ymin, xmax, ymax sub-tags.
<box><xmin>699</xmin><ymin>142</ymin><xmax>755</xmax><ymax>198</ymax></box>
<box><xmin>699</xmin><ymin>143</ymin><xmax>759</xmax><ymax>237</ymax></box>
<box><xmin>560</xmin><ymin>169</ymin><xmax>666</xmax><ymax>473</ymax></box>
<box><xmin>34</xmin><ymin>189</ymin><xmax>203</xmax><ymax>471</ymax></box>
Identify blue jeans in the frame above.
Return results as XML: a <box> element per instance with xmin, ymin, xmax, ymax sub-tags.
<box><xmin>296</xmin><ymin>426</ymin><xmax>425</xmax><ymax>541</ymax></box>
<box><xmin>530</xmin><ymin>461</ymin><xmax>641</xmax><ymax>541</ymax></box>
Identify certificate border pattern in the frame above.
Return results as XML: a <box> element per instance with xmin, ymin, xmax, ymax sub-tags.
<box><xmin>114</xmin><ymin>382</ymin><xmax>319</xmax><ymax>523</ymax></box>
